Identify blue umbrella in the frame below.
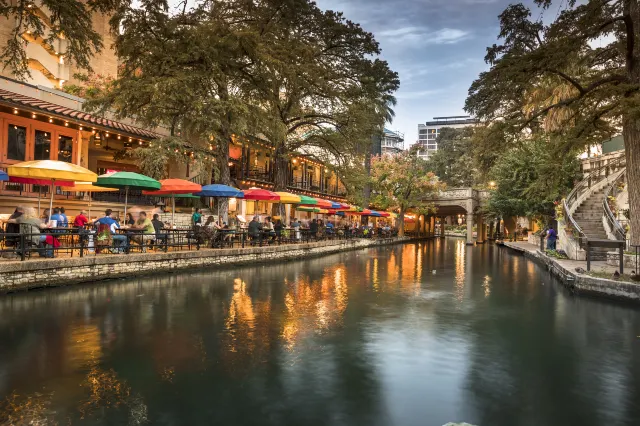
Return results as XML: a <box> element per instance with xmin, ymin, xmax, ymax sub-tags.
<box><xmin>195</xmin><ymin>184</ymin><xmax>244</xmax><ymax>198</ymax></box>
<box><xmin>329</xmin><ymin>201</ymin><xmax>341</xmax><ymax>209</ymax></box>
<box><xmin>369</xmin><ymin>210</ymin><xmax>382</xmax><ymax>217</ymax></box>
<box><xmin>0</xmin><ymin>170</ymin><xmax>8</xmax><ymax>181</ymax></box>
<box><xmin>194</xmin><ymin>184</ymin><xmax>244</xmax><ymax>220</ymax></box>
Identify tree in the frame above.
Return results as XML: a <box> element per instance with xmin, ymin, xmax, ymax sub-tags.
<box><xmin>237</xmin><ymin>0</ymin><xmax>399</xmax><ymax>191</ymax></box>
<box><xmin>484</xmin><ymin>135</ymin><xmax>581</xmax><ymax>220</ymax></box>
<box><xmin>370</xmin><ymin>147</ymin><xmax>444</xmax><ymax>236</ymax></box>
<box><xmin>465</xmin><ymin>0</ymin><xmax>640</xmax><ymax>245</ymax></box>
<box><xmin>0</xmin><ymin>0</ymin><xmax>128</xmax><ymax>78</ymax></box>
<box><xmin>427</xmin><ymin>127</ymin><xmax>477</xmax><ymax>187</ymax></box>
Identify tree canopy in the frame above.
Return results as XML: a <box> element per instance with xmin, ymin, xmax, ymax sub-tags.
<box><xmin>427</xmin><ymin>127</ymin><xmax>477</xmax><ymax>188</ymax></box>
<box><xmin>371</xmin><ymin>147</ymin><xmax>443</xmax><ymax>236</ymax></box>
<box><xmin>465</xmin><ymin>0</ymin><xmax>640</xmax><ymax>244</ymax></box>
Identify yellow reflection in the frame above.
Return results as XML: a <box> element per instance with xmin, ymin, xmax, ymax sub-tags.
<box><xmin>454</xmin><ymin>240</ymin><xmax>466</xmax><ymax>302</ymax></box>
<box><xmin>66</xmin><ymin>323</ymin><xmax>102</xmax><ymax>370</ymax></box>
<box><xmin>372</xmin><ymin>258</ymin><xmax>379</xmax><ymax>292</ymax></box>
<box><xmin>483</xmin><ymin>275</ymin><xmax>491</xmax><ymax>298</ymax></box>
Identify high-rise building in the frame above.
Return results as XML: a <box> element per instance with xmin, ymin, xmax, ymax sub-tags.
<box><xmin>416</xmin><ymin>116</ymin><xmax>477</xmax><ymax>160</ymax></box>
<box><xmin>381</xmin><ymin>128</ymin><xmax>404</xmax><ymax>155</ymax></box>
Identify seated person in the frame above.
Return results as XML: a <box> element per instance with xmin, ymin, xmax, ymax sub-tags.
<box><xmin>73</xmin><ymin>210</ymin><xmax>90</xmax><ymax>228</ymax></box>
<box><xmin>49</xmin><ymin>208</ymin><xmax>63</xmax><ymax>227</ymax></box>
<box><xmin>9</xmin><ymin>207</ymin><xmax>53</xmax><ymax>257</ymax></box>
<box><xmin>95</xmin><ymin>209</ymin><xmax>128</xmax><ymax>252</ymax></box>
<box><xmin>248</xmin><ymin>216</ymin><xmax>263</xmax><ymax>240</ymax></box>
<box><xmin>59</xmin><ymin>207</ymin><xmax>69</xmax><ymax>227</ymax></box>
<box><xmin>129</xmin><ymin>212</ymin><xmax>155</xmax><ymax>247</ymax></box>
<box><xmin>5</xmin><ymin>207</ymin><xmax>24</xmax><ymax>247</ymax></box>
<box><xmin>151</xmin><ymin>213</ymin><xmax>168</xmax><ymax>248</ymax></box>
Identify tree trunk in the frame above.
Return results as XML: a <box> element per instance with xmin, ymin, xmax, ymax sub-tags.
<box><xmin>215</xmin><ymin>135</ymin><xmax>231</xmax><ymax>223</ymax></box>
<box><xmin>623</xmin><ymin>117</ymin><xmax>640</xmax><ymax>245</ymax></box>
<box><xmin>398</xmin><ymin>207</ymin><xmax>405</xmax><ymax>237</ymax></box>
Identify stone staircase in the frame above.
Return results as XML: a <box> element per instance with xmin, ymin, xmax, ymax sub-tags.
<box><xmin>571</xmin><ymin>188</ymin><xmax>609</xmax><ymax>259</ymax></box>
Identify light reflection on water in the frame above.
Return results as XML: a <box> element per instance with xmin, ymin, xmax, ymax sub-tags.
<box><xmin>0</xmin><ymin>239</ymin><xmax>639</xmax><ymax>426</ymax></box>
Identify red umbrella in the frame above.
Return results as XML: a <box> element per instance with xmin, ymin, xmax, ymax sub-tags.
<box><xmin>243</xmin><ymin>188</ymin><xmax>280</xmax><ymax>201</ymax></box>
<box><xmin>9</xmin><ymin>176</ymin><xmax>75</xmax><ymax>213</ymax></box>
<box><xmin>379</xmin><ymin>211</ymin><xmax>391</xmax><ymax>217</ymax></box>
<box><xmin>143</xmin><ymin>179</ymin><xmax>202</xmax><ymax>224</ymax></box>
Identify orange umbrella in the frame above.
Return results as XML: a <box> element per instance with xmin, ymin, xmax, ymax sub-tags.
<box><xmin>144</xmin><ymin>179</ymin><xmax>202</xmax><ymax>224</ymax></box>
<box><xmin>315</xmin><ymin>199</ymin><xmax>333</xmax><ymax>209</ymax></box>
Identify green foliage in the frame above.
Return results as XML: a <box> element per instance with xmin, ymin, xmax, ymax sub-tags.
<box><xmin>0</xmin><ymin>0</ymin><xmax>128</xmax><ymax>78</ymax></box>
<box><xmin>484</xmin><ymin>135</ymin><xmax>581</xmax><ymax>218</ymax></box>
<box><xmin>371</xmin><ymin>146</ymin><xmax>443</xmax><ymax>235</ymax></box>
<box><xmin>427</xmin><ymin>127</ymin><xmax>478</xmax><ymax>187</ymax></box>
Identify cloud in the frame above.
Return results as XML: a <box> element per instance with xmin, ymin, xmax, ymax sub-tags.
<box><xmin>427</xmin><ymin>28</ymin><xmax>469</xmax><ymax>44</ymax></box>
<box><xmin>379</xmin><ymin>26</ymin><xmax>427</xmax><ymax>43</ymax></box>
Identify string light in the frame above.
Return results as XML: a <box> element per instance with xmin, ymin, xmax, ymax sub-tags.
<box><xmin>48</xmin><ymin>117</ymin><xmax>53</xmax><ymax>123</ymax></box>
<box><xmin>64</xmin><ymin>121</ymin><xmax>68</xmax><ymax>126</ymax></box>
<box><xmin>31</xmin><ymin>113</ymin><xmax>36</xmax><ymax>118</ymax></box>
<box><xmin>13</xmin><ymin>108</ymin><xmax>18</xmax><ymax>114</ymax></box>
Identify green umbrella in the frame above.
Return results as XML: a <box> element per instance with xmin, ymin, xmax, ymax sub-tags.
<box><xmin>96</xmin><ymin>171</ymin><xmax>161</xmax><ymax>218</ymax></box>
<box><xmin>298</xmin><ymin>195</ymin><xmax>317</xmax><ymax>205</ymax></box>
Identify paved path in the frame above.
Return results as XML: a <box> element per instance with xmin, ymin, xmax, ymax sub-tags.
<box><xmin>502</xmin><ymin>241</ymin><xmax>620</xmax><ymax>275</ymax></box>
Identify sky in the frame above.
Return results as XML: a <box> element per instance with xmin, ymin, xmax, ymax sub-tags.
<box><xmin>314</xmin><ymin>0</ymin><xmax>544</xmax><ymax>147</ymax></box>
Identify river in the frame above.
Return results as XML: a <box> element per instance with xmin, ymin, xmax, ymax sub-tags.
<box><xmin>0</xmin><ymin>239</ymin><xmax>639</xmax><ymax>426</ymax></box>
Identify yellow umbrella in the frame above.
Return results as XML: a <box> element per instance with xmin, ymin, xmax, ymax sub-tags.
<box><xmin>61</xmin><ymin>182</ymin><xmax>118</xmax><ymax>220</ymax></box>
<box><xmin>274</xmin><ymin>192</ymin><xmax>302</xmax><ymax>203</ymax></box>
<box><xmin>8</xmin><ymin>160</ymin><xmax>97</xmax><ymax>219</ymax></box>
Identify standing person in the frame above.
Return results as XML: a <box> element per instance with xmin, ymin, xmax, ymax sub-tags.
<box><xmin>192</xmin><ymin>208</ymin><xmax>203</xmax><ymax>226</ymax></box>
<box><xmin>546</xmin><ymin>227</ymin><xmax>557</xmax><ymax>250</ymax></box>
<box><xmin>73</xmin><ymin>210</ymin><xmax>90</xmax><ymax>228</ymax></box>
<box><xmin>292</xmin><ymin>218</ymin><xmax>301</xmax><ymax>241</ymax></box>
<box><xmin>59</xmin><ymin>207</ymin><xmax>69</xmax><ymax>227</ymax></box>
<box><xmin>4</xmin><ymin>207</ymin><xmax>24</xmax><ymax>248</ymax></box>
<box><xmin>125</xmin><ymin>212</ymin><xmax>135</xmax><ymax>226</ymax></box>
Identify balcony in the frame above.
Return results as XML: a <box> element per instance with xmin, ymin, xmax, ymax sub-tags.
<box><xmin>26</xmin><ymin>42</ymin><xmax>69</xmax><ymax>82</ymax></box>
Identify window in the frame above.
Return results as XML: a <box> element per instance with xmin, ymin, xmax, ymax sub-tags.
<box><xmin>34</xmin><ymin>130</ymin><xmax>51</xmax><ymax>160</ymax></box>
<box><xmin>57</xmin><ymin>135</ymin><xmax>73</xmax><ymax>162</ymax></box>
<box><xmin>7</xmin><ymin>124</ymin><xmax>27</xmax><ymax>161</ymax></box>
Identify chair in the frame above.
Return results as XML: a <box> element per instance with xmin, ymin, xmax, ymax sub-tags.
<box><xmin>95</xmin><ymin>223</ymin><xmax>113</xmax><ymax>254</ymax></box>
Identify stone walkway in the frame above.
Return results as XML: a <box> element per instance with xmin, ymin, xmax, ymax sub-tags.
<box><xmin>503</xmin><ymin>241</ymin><xmax>624</xmax><ymax>276</ymax></box>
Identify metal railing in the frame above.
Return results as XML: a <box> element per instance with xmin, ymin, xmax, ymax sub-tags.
<box><xmin>0</xmin><ymin>224</ymin><xmax>397</xmax><ymax>261</ymax></box>
<box><xmin>563</xmin><ymin>155</ymin><xmax>626</xmax><ymax>248</ymax></box>
<box><xmin>603</xmin><ymin>168</ymin><xmax>628</xmax><ymax>244</ymax></box>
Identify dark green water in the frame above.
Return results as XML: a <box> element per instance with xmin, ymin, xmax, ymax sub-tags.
<box><xmin>1</xmin><ymin>239</ymin><xmax>639</xmax><ymax>426</ymax></box>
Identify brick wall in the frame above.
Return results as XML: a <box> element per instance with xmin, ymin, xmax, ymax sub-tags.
<box><xmin>0</xmin><ymin>237</ymin><xmax>411</xmax><ymax>293</ymax></box>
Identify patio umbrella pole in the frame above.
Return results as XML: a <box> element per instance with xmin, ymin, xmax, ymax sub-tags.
<box><xmin>124</xmin><ymin>186</ymin><xmax>129</xmax><ymax>219</ymax></box>
<box><xmin>38</xmin><ymin>186</ymin><xmax>41</xmax><ymax>213</ymax></box>
<box><xmin>172</xmin><ymin>195</ymin><xmax>175</xmax><ymax>225</ymax></box>
<box><xmin>49</xmin><ymin>179</ymin><xmax>55</xmax><ymax>221</ymax></box>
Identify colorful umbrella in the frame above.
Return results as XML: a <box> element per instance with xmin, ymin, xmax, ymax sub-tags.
<box><xmin>96</xmin><ymin>171</ymin><xmax>161</xmax><ymax>218</ymax></box>
<box><xmin>298</xmin><ymin>195</ymin><xmax>317</xmax><ymax>206</ymax></box>
<box><xmin>11</xmin><ymin>176</ymin><xmax>76</xmax><ymax>213</ymax></box>
<box><xmin>61</xmin><ymin>182</ymin><xmax>118</xmax><ymax>219</ymax></box>
<box><xmin>275</xmin><ymin>192</ymin><xmax>302</xmax><ymax>204</ymax></box>
<box><xmin>8</xmin><ymin>160</ymin><xmax>97</xmax><ymax>218</ymax></box>
<box><xmin>144</xmin><ymin>179</ymin><xmax>202</xmax><ymax>225</ymax></box>
<box><xmin>369</xmin><ymin>210</ymin><xmax>382</xmax><ymax>217</ymax></box>
<box><xmin>195</xmin><ymin>184</ymin><xmax>244</xmax><ymax>222</ymax></box>
<box><xmin>297</xmin><ymin>206</ymin><xmax>320</xmax><ymax>213</ymax></box>
<box><xmin>379</xmin><ymin>211</ymin><xmax>391</xmax><ymax>217</ymax></box>
<box><xmin>243</xmin><ymin>188</ymin><xmax>280</xmax><ymax>201</ymax></box>
<box><xmin>314</xmin><ymin>199</ymin><xmax>333</xmax><ymax>209</ymax></box>
<box><xmin>0</xmin><ymin>170</ymin><xmax>8</xmax><ymax>181</ymax></box>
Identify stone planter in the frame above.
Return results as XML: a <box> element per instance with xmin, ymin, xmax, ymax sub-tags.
<box><xmin>606</xmin><ymin>252</ymin><xmax>639</xmax><ymax>269</ymax></box>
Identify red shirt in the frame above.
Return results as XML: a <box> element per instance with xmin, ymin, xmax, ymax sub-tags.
<box><xmin>73</xmin><ymin>214</ymin><xmax>88</xmax><ymax>228</ymax></box>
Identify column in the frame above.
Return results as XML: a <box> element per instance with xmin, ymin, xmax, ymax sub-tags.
<box><xmin>425</xmin><ymin>216</ymin><xmax>431</xmax><ymax>237</ymax></box>
<box><xmin>488</xmin><ymin>221</ymin><xmax>494</xmax><ymax>240</ymax></box>
<box><xmin>476</xmin><ymin>215</ymin><xmax>485</xmax><ymax>244</ymax></box>
<box><xmin>466</xmin><ymin>213</ymin><xmax>475</xmax><ymax>245</ymax></box>
<box><xmin>439</xmin><ymin>216</ymin><xmax>445</xmax><ymax>238</ymax></box>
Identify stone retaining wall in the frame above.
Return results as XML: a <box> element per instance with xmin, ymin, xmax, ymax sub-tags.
<box><xmin>0</xmin><ymin>237</ymin><xmax>411</xmax><ymax>293</ymax></box>
<box><xmin>502</xmin><ymin>242</ymin><xmax>640</xmax><ymax>302</ymax></box>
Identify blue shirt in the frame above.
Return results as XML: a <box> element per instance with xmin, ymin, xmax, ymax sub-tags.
<box><xmin>50</xmin><ymin>213</ymin><xmax>63</xmax><ymax>226</ymax></box>
<box><xmin>95</xmin><ymin>216</ymin><xmax>120</xmax><ymax>234</ymax></box>
<box><xmin>60</xmin><ymin>213</ymin><xmax>68</xmax><ymax>227</ymax></box>
<box><xmin>326</xmin><ymin>222</ymin><xmax>334</xmax><ymax>228</ymax></box>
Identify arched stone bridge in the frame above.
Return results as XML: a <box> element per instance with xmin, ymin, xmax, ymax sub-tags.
<box><xmin>417</xmin><ymin>188</ymin><xmax>492</xmax><ymax>245</ymax></box>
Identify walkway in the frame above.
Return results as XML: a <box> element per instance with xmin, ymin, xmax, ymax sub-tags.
<box><xmin>502</xmin><ymin>241</ymin><xmax>619</xmax><ymax>275</ymax></box>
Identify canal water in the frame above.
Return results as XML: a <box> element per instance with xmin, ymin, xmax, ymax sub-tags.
<box><xmin>1</xmin><ymin>239</ymin><xmax>639</xmax><ymax>426</ymax></box>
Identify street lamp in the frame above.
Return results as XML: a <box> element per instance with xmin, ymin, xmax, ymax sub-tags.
<box><xmin>489</xmin><ymin>181</ymin><xmax>496</xmax><ymax>189</ymax></box>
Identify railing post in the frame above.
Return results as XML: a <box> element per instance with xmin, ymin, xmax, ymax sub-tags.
<box><xmin>619</xmin><ymin>244</ymin><xmax>624</xmax><ymax>275</ymax></box>
<box><xmin>540</xmin><ymin>233</ymin><xmax>545</xmax><ymax>252</ymax></box>
<box><xmin>586</xmin><ymin>241</ymin><xmax>591</xmax><ymax>271</ymax></box>
<box><xmin>20</xmin><ymin>234</ymin><xmax>25</xmax><ymax>261</ymax></box>
<box><xmin>79</xmin><ymin>233</ymin><xmax>84</xmax><ymax>258</ymax></box>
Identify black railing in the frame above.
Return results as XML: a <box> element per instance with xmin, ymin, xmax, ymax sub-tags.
<box><xmin>603</xmin><ymin>168</ymin><xmax>628</xmax><ymax>244</ymax></box>
<box><xmin>0</xmin><ymin>224</ymin><xmax>397</xmax><ymax>261</ymax></box>
<box><xmin>563</xmin><ymin>155</ymin><xmax>626</xmax><ymax>248</ymax></box>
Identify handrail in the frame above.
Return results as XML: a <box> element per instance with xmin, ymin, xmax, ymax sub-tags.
<box><xmin>563</xmin><ymin>155</ymin><xmax>626</xmax><ymax>247</ymax></box>
<box><xmin>603</xmin><ymin>168</ymin><xmax>627</xmax><ymax>241</ymax></box>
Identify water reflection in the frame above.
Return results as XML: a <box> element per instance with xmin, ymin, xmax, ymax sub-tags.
<box><xmin>0</xmin><ymin>240</ymin><xmax>639</xmax><ymax>426</ymax></box>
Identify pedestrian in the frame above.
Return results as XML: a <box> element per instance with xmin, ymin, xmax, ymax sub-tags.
<box><xmin>192</xmin><ymin>208</ymin><xmax>202</xmax><ymax>226</ymax></box>
<box><xmin>546</xmin><ymin>227</ymin><xmax>557</xmax><ymax>250</ymax></box>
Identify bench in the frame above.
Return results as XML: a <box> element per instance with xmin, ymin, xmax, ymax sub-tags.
<box><xmin>586</xmin><ymin>239</ymin><xmax>626</xmax><ymax>274</ymax></box>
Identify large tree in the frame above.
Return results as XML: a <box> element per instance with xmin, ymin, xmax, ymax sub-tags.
<box><xmin>237</xmin><ymin>0</ymin><xmax>399</xmax><ymax>191</ymax></box>
<box><xmin>465</xmin><ymin>0</ymin><xmax>640</xmax><ymax>244</ymax></box>
<box><xmin>0</xmin><ymin>0</ymin><xmax>128</xmax><ymax>78</ymax></box>
<box><xmin>427</xmin><ymin>127</ymin><xmax>477</xmax><ymax>188</ymax></box>
<box><xmin>371</xmin><ymin>146</ymin><xmax>443</xmax><ymax>236</ymax></box>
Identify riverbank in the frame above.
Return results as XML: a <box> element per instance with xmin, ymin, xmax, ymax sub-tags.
<box><xmin>501</xmin><ymin>241</ymin><xmax>640</xmax><ymax>302</ymax></box>
<box><xmin>0</xmin><ymin>237</ymin><xmax>414</xmax><ymax>293</ymax></box>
